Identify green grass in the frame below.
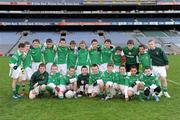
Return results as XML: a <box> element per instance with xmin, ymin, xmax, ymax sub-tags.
<box><xmin>0</xmin><ymin>56</ymin><xmax>180</xmax><ymax>120</ymax></box>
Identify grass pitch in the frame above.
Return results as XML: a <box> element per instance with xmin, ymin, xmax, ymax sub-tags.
<box><xmin>0</xmin><ymin>56</ymin><xmax>180</xmax><ymax>120</ymax></box>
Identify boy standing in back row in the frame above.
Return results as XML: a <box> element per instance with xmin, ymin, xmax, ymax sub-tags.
<box><xmin>148</xmin><ymin>39</ymin><xmax>170</xmax><ymax>98</ymax></box>
<box><xmin>56</xmin><ymin>38</ymin><xmax>68</xmax><ymax>75</ymax></box>
<box><xmin>42</xmin><ymin>39</ymin><xmax>56</xmax><ymax>73</ymax></box>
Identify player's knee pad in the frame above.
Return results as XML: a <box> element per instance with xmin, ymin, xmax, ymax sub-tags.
<box><xmin>154</xmin><ymin>86</ymin><xmax>161</xmax><ymax>93</ymax></box>
<box><xmin>144</xmin><ymin>88</ymin><xmax>150</xmax><ymax>96</ymax></box>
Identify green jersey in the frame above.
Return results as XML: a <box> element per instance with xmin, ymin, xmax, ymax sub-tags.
<box><xmin>139</xmin><ymin>52</ymin><xmax>151</xmax><ymax>72</ymax></box>
<box><xmin>23</xmin><ymin>51</ymin><xmax>32</xmax><ymax>69</ymax></box>
<box><xmin>9</xmin><ymin>50</ymin><xmax>23</xmax><ymax>67</ymax></box>
<box><xmin>67</xmin><ymin>48</ymin><xmax>77</xmax><ymax>68</ymax></box>
<box><xmin>125</xmin><ymin>73</ymin><xmax>139</xmax><ymax>87</ymax></box>
<box><xmin>114</xmin><ymin>72</ymin><xmax>127</xmax><ymax>85</ymax></box>
<box><xmin>139</xmin><ymin>73</ymin><xmax>160</xmax><ymax>87</ymax></box>
<box><xmin>148</xmin><ymin>47</ymin><xmax>168</xmax><ymax>66</ymax></box>
<box><xmin>102</xmin><ymin>71</ymin><xmax>115</xmax><ymax>84</ymax></box>
<box><xmin>56</xmin><ymin>46</ymin><xmax>68</xmax><ymax>64</ymax></box>
<box><xmin>48</xmin><ymin>72</ymin><xmax>62</xmax><ymax>85</ymax></box>
<box><xmin>43</xmin><ymin>46</ymin><xmax>56</xmax><ymax>64</ymax></box>
<box><xmin>123</xmin><ymin>47</ymin><xmax>138</xmax><ymax>65</ymax></box>
<box><xmin>77</xmin><ymin>48</ymin><xmax>89</xmax><ymax>66</ymax></box>
<box><xmin>112</xmin><ymin>50</ymin><xmax>124</xmax><ymax>66</ymax></box>
<box><xmin>61</xmin><ymin>73</ymin><xmax>77</xmax><ymax>85</ymax></box>
<box><xmin>101</xmin><ymin>47</ymin><xmax>113</xmax><ymax>64</ymax></box>
<box><xmin>89</xmin><ymin>48</ymin><xmax>101</xmax><ymax>65</ymax></box>
<box><xmin>30</xmin><ymin>71</ymin><xmax>49</xmax><ymax>90</ymax></box>
<box><xmin>89</xmin><ymin>71</ymin><xmax>102</xmax><ymax>85</ymax></box>
<box><xmin>30</xmin><ymin>46</ymin><xmax>42</xmax><ymax>62</ymax></box>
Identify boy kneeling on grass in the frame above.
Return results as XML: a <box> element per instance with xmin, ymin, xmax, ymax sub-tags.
<box><xmin>29</xmin><ymin>63</ymin><xmax>49</xmax><ymax>99</ymax></box>
<box><xmin>46</xmin><ymin>64</ymin><xmax>64</xmax><ymax>99</ymax></box>
<box><xmin>88</xmin><ymin>64</ymin><xmax>104</xmax><ymax>98</ymax></box>
<box><xmin>139</xmin><ymin>67</ymin><xmax>161</xmax><ymax>102</ymax></box>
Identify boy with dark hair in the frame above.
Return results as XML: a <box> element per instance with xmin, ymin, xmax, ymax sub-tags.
<box><xmin>46</xmin><ymin>64</ymin><xmax>64</xmax><ymax>99</ymax></box>
<box><xmin>61</xmin><ymin>66</ymin><xmax>78</xmax><ymax>97</ymax></box>
<box><xmin>88</xmin><ymin>64</ymin><xmax>104</xmax><ymax>98</ymax></box>
<box><xmin>67</xmin><ymin>40</ymin><xmax>78</xmax><ymax>69</ymax></box>
<box><xmin>123</xmin><ymin>40</ymin><xmax>139</xmax><ymax>72</ymax></box>
<box><xmin>125</xmin><ymin>65</ymin><xmax>145</xmax><ymax>101</ymax></box>
<box><xmin>112</xmin><ymin>46</ymin><xmax>126</xmax><ymax>72</ymax></box>
<box><xmin>42</xmin><ymin>38</ymin><xmax>56</xmax><ymax>73</ymax></box>
<box><xmin>56</xmin><ymin>38</ymin><xmax>68</xmax><ymax>75</ymax></box>
<box><xmin>31</xmin><ymin>39</ymin><xmax>43</xmax><ymax>73</ymax></box>
<box><xmin>102</xmin><ymin>63</ymin><xmax>116</xmax><ymax>100</ymax></box>
<box><xmin>77</xmin><ymin>65</ymin><xmax>89</xmax><ymax>97</ymax></box>
<box><xmin>76</xmin><ymin>40</ymin><xmax>89</xmax><ymax>75</ymax></box>
<box><xmin>9</xmin><ymin>43</ymin><xmax>26</xmax><ymax>99</ymax></box>
<box><xmin>29</xmin><ymin>63</ymin><xmax>49</xmax><ymax>99</ymax></box>
<box><xmin>138</xmin><ymin>44</ymin><xmax>151</xmax><ymax>73</ymax></box>
<box><xmin>89</xmin><ymin>39</ymin><xmax>101</xmax><ymax>66</ymax></box>
<box><xmin>100</xmin><ymin>39</ymin><xmax>114</xmax><ymax>72</ymax></box>
<box><xmin>139</xmin><ymin>67</ymin><xmax>161</xmax><ymax>102</ymax></box>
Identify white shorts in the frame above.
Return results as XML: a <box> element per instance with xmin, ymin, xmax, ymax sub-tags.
<box><xmin>46</xmin><ymin>63</ymin><xmax>53</xmax><ymax>74</ymax></box>
<box><xmin>152</xmin><ymin>66</ymin><xmax>167</xmax><ymax>78</ymax></box>
<box><xmin>99</xmin><ymin>63</ymin><xmax>108</xmax><ymax>72</ymax></box>
<box><xmin>128</xmin><ymin>85</ymin><xmax>138</xmax><ymax>95</ymax></box>
<box><xmin>76</xmin><ymin>65</ymin><xmax>89</xmax><ymax>75</ymax></box>
<box><xmin>59</xmin><ymin>85</ymin><xmax>67</xmax><ymax>92</ymax></box>
<box><xmin>119</xmin><ymin>84</ymin><xmax>126</xmax><ymax>94</ymax></box>
<box><xmin>10</xmin><ymin>67</ymin><xmax>32</xmax><ymax>81</ymax></box>
<box><xmin>23</xmin><ymin>67</ymin><xmax>33</xmax><ymax>80</ymax></box>
<box><xmin>57</xmin><ymin>64</ymin><xmax>67</xmax><ymax>76</ymax></box>
<box><xmin>106</xmin><ymin>81</ymin><xmax>114</xmax><ymax>87</ymax></box>
<box><xmin>32</xmin><ymin>62</ymin><xmax>41</xmax><ymax>73</ymax></box>
<box><xmin>88</xmin><ymin>85</ymin><xmax>100</xmax><ymax>94</ymax></box>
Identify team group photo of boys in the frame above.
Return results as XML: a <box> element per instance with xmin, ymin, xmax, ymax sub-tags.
<box><xmin>9</xmin><ymin>38</ymin><xmax>171</xmax><ymax>102</ymax></box>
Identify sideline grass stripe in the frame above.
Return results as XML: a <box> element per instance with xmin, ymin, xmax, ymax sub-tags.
<box><xmin>168</xmin><ymin>79</ymin><xmax>180</xmax><ymax>86</ymax></box>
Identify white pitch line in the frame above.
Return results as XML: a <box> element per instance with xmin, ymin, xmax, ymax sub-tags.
<box><xmin>167</xmin><ymin>79</ymin><xmax>180</xmax><ymax>86</ymax></box>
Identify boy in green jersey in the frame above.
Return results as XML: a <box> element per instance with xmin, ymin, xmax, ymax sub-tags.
<box><xmin>123</xmin><ymin>40</ymin><xmax>139</xmax><ymax>72</ymax></box>
<box><xmin>42</xmin><ymin>39</ymin><xmax>56</xmax><ymax>73</ymax></box>
<box><xmin>9</xmin><ymin>43</ymin><xmax>26</xmax><ymax>99</ymax></box>
<box><xmin>56</xmin><ymin>38</ymin><xmax>68</xmax><ymax>75</ymax></box>
<box><xmin>89</xmin><ymin>39</ymin><xmax>101</xmax><ymax>66</ymax></box>
<box><xmin>76</xmin><ymin>40</ymin><xmax>89</xmax><ymax>75</ymax></box>
<box><xmin>112</xmin><ymin>46</ymin><xmax>126</xmax><ymax>72</ymax></box>
<box><xmin>62</xmin><ymin>66</ymin><xmax>78</xmax><ymax>97</ymax></box>
<box><xmin>100</xmin><ymin>39</ymin><xmax>114</xmax><ymax>72</ymax></box>
<box><xmin>20</xmin><ymin>42</ymin><xmax>33</xmax><ymax>96</ymax></box>
<box><xmin>88</xmin><ymin>64</ymin><xmax>104</xmax><ymax>98</ymax></box>
<box><xmin>102</xmin><ymin>63</ymin><xmax>116</xmax><ymax>100</ymax></box>
<box><xmin>67</xmin><ymin>40</ymin><xmax>78</xmax><ymax>69</ymax></box>
<box><xmin>139</xmin><ymin>67</ymin><xmax>161</xmax><ymax>102</ymax></box>
<box><xmin>125</xmin><ymin>66</ymin><xmax>145</xmax><ymax>101</ymax></box>
<box><xmin>138</xmin><ymin>44</ymin><xmax>151</xmax><ymax>73</ymax></box>
<box><xmin>114</xmin><ymin>65</ymin><xmax>127</xmax><ymax>100</ymax></box>
<box><xmin>29</xmin><ymin>63</ymin><xmax>49</xmax><ymax>99</ymax></box>
<box><xmin>148</xmin><ymin>39</ymin><xmax>170</xmax><ymax>98</ymax></box>
<box><xmin>31</xmin><ymin>39</ymin><xmax>43</xmax><ymax>73</ymax></box>
<box><xmin>46</xmin><ymin>64</ymin><xmax>64</xmax><ymax>99</ymax></box>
